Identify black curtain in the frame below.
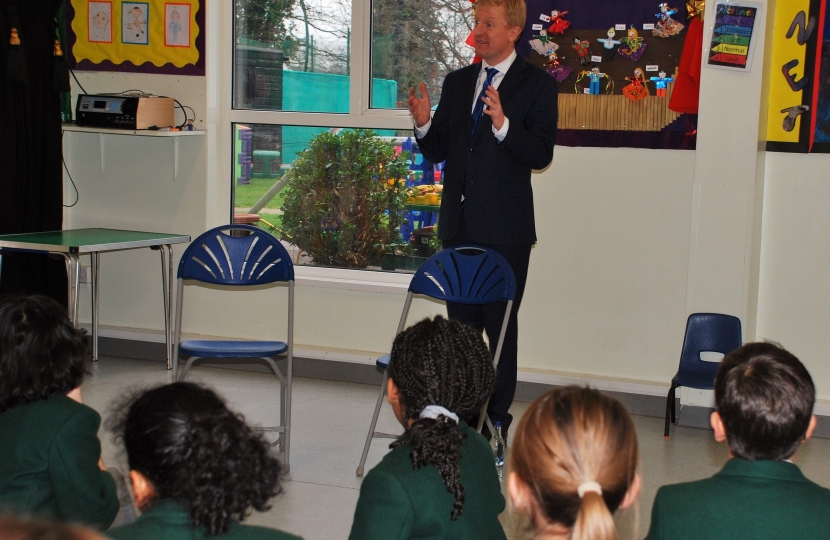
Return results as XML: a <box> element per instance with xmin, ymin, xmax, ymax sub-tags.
<box><xmin>0</xmin><ymin>0</ymin><xmax>67</xmax><ymax>306</ymax></box>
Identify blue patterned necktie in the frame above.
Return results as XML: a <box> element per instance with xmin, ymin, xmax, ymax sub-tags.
<box><xmin>470</xmin><ymin>67</ymin><xmax>498</xmax><ymax>136</ymax></box>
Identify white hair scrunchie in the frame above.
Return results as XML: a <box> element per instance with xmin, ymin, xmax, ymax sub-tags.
<box><xmin>577</xmin><ymin>482</ymin><xmax>603</xmax><ymax>498</ymax></box>
<box><xmin>419</xmin><ymin>405</ymin><xmax>459</xmax><ymax>424</ymax></box>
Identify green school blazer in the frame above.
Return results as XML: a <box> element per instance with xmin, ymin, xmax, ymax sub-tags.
<box><xmin>107</xmin><ymin>500</ymin><xmax>302</xmax><ymax>540</ymax></box>
<box><xmin>645</xmin><ymin>458</ymin><xmax>830</xmax><ymax>540</ymax></box>
<box><xmin>349</xmin><ymin>422</ymin><xmax>507</xmax><ymax>540</ymax></box>
<box><xmin>0</xmin><ymin>394</ymin><xmax>118</xmax><ymax>528</ymax></box>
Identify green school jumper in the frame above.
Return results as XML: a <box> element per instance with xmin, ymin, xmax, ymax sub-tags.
<box><xmin>645</xmin><ymin>458</ymin><xmax>830</xmax><ymax>540</ymax></box>
<box><xmin>108</xmin><ymin>500</ymin><xmax>302</xmax><ymax>540</ymax></box>
<box><xmin>0</xmin><ymin>395</ymin><xmax>118</xmax><ymax>529</ymax></box>
<box><xmin>349</xmin><ymin>422</ymin><xmax>507</xmax><ymax>540</ymax></box>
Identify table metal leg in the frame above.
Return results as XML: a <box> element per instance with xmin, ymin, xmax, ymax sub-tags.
<box><xmin>91</xmin><ymin>252</ymin><xmax>100</xmax><ymax>361</ymax></box>
<box><xmin>62</xmin><ymin>254</ymin><xmax>81</xmax><ymax>326</ymax></box>
<box><xmin>158</xmin><ymin>244</ymin><xmax>174</xmax><ymax>370</ymax></box>
<box><xmin>62</xmin><ymin>255</ymin><xmax>72</xmax><ymax>320</ymax></box>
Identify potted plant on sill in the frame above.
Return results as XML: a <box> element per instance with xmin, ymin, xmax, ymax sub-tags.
<box><xmin>281</xmin><ymin>129</ymin><xmax>411</xmax><ymax>268</ymax></box>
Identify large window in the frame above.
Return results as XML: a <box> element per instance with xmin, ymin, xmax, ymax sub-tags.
<box><xmin>231</xmin><ymin>0</ymin><xmax>473</xmax><ymax>272</ymax></box>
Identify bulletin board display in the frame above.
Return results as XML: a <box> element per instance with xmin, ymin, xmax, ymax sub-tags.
<box><xmin>519</xmin><ymin>0</ymin><xmax>696</xmax><ymax>149</ymax></box>
<box><xmin>764</xmin><ymin>0</ymin><xmax>828</xmax><ymax>153</ymax></box>
<box><xmin>66</xmin><ymin>0</ymin><xmax>205</xmax><ymax>75</ymax></box>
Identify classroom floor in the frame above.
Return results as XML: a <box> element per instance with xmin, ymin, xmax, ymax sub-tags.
<box><xmin>83</xmin><ymin>356</ymin><xmax>830</xmax><ymax>540</ymax></box>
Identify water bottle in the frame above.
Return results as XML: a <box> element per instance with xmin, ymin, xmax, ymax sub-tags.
<box><xmin>493</xmin><ymin>421</ymin><xmax>505</xmax><ymax>479</ymax></box>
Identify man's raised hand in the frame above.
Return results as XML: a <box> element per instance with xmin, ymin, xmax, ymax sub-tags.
<box><xmin>408</xmin><ymin>82</ymin><xmax>431</xmax><ymax>128</ymax></box>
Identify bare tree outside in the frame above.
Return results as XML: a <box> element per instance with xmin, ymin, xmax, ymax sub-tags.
<box><xmin>372</xmin><ymin>0</ymin><xmax>474</xmax><ymax>106</ymax></box>
<box><xmin>236</xmin><ymin>0</ymin><xmax>475</xmax><ymax>105</ymax></box>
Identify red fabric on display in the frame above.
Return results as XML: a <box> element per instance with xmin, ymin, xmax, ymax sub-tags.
<box><xmin>669</xmin><ymin>16</ymin><xmax>703</xmax><ymax>114</ymax></box>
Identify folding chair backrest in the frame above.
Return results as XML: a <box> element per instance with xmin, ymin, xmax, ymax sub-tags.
<box><xmin>679</xmin><ymin>313</ymin><xmax>742</xmax><ymax>381</ymax></box>
<box><xmin>178</xmin><ymin>225</ymin><xmax>294</xmax><ymax>285</ymax></box>
<box><xmin>409</xmin><ymin>245</ymin><xmax>516</xmax><ymax>305</ymax></box>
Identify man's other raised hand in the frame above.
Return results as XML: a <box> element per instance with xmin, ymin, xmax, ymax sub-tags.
<box><xmin>408</xmin><ymin>82</ymin><xmax>432</xmax><ymax>128</ymax></box>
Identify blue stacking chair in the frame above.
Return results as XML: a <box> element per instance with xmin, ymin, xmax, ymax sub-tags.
<box><xmin>172</xmin><ymin>225</ymin><xmax>294</xmax><ymax>469</ymax></box>
<box><xmin>665</xmin><ymin>313</ymin><xmax>742</xmax><ymax>438</ymax></box>
<box><xmin>356</xmin><ymin>245</ymin><xmax>516</xmax><ymax>476</ymax></box>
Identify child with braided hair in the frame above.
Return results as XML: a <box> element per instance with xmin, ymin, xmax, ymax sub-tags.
<box><xmin>349</xmin><ymin>316</ymin><xmax>507</xmax><ymax>540</ymax></box>
<box><xmin>508</xmin><ymin>386</ymin><xmax>641</xmax><ymax>540</ymax></box>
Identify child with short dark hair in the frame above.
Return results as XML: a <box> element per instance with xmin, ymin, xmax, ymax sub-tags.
<box><xmin>107</xmin><ymin>382</ymin><xmax>299</xmax><ymax>539</ymax></box>
<box><xmin>0</xmin><ymin>295</ymin><xmax>118</xmax><ymax>529</ymax></box>
<box><xmin>348</xmin><ymin>316</ymin><xmax>506</xmax><ymax>540</ymax></box>
<box><xmin>645</xmin><ymin>342</ymin><xmax>830</xmax><ymax>540</ymax></box>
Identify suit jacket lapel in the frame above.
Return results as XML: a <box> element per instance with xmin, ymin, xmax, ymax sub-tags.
<box><xmin>466</xmin><ymin>64</ymin><xmax>483</xmax><ymax>139</ymax></box>
<box><xmin>495</xmin><ymin>55</ymin><xmax>528</xmax><ymax>104</ymax></box>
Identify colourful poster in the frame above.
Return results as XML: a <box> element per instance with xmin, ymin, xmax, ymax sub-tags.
<box><xmin>69</xmin><ymin>0</ymin><xmax>203</xmax><ymax>75</ymax></box>
<box><xmin>765</xmin><ymin>0</ymin><xmax>823</xmax><ymax>151</ymax></box>
<box><xmin>707</xmin><ymin>3</ymin><xmax>759</xmax><ymax>69</ymax></box>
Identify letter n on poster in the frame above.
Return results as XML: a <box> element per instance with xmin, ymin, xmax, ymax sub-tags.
<box><xmin>88</xmin><ymin>1</ymin><xmax>112</xmax><ymax>43</ymax></box>
<box><xmin>165</xmin><ymin>3</ymin><xmax>190</xmax><ymax>47</ymax></box>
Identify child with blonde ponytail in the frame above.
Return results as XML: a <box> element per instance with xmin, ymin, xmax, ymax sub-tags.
<box><xmin>507</xmin><ymin>386</ymin><xmax>641</xmax><ymax>540</ymax></box>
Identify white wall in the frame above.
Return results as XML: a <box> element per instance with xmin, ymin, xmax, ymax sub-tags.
<box><xmin>757</xmin><ymin>152</ymin><xmax>830</xmax><ymax>400</ymax></box>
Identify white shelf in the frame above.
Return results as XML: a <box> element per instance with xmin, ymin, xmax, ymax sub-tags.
<box><xmin>62</xmin><ymin>124</ymin><xmax>204</xmax><ymax>136</ymax></box>
<box><xmin>61</xmin><ymin>124</ymin><xmax>204</xmax><ymax>180</ymax></box>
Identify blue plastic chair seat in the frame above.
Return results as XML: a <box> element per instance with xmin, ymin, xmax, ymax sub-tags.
<box><xmin>179</xmin><ymin>340</ymin><xmax>288</xmax><ymax>358</ymax></box>
<box><xmin>376</xmin><ymin>354</ymin><xmax>390</xmax><ymax>370</ymax></box>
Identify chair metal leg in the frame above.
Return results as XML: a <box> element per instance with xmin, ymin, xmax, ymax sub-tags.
<box><xmin>172</xmin><ymin>280</ymin><xmax>184</xmax><ymax>380</ymax></box>
<box><xmin>357</xmin><ymin>370</ymin><xmax>390</xmax><ymax>477</ymax></box>
<box><xmin>664</xmin><ymin>384</ymin><xmax>677</xmax><ymax>438</ymax></box>
<box><xmin>179</xmin><ymin>356</ymin><xmax>200</xmax><ymax>381</ymax></box>
<box><xmin>476</xmin><ymin>398</ymin><xmax>490</xmax><ymax>433</ymax></box>
<box><xmin>671</xmin><ymin>385</ymin><xmax>677</xmax><ymax>424</ymax></box>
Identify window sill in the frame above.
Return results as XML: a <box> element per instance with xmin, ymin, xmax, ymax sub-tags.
<box><xmin>294</xmin><ymin>265</ymin><xmax>411</xmax><ymax>294</ymax></box>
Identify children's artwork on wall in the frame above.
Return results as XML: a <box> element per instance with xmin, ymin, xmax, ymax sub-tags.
<box><xmin>518</xmin><ymin>0</ymin><xmax>694</xmax><ymax>149</ymax></box>
<box><xmin>67</xmin><ymin>0</ymin><xmax>204</xmax><ymax>75</ymax></box>
<box><xmin>88</xmin><ymin>2</ymin><xmax>112</xmax><ymax>43</ymax></box>
<box><xmin>122</xmin><ymin>2</ymin><xmax>148</xmax><ymax>45</ymax></box>
<box><xmin>165</xmin><ymin>4</ymin><xmax>190</xmax><ymax>47</ymax></box>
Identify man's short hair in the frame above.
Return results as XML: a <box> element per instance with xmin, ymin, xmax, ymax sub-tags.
<box><xmin>715</xmin><ymin>342</ymin><xmax>815</xmax><ymax>461</ymax></box>
<box><xmin>476</xmin><ymin>0</ymin><xmax>526</xmax><ymax>33</ymax></box>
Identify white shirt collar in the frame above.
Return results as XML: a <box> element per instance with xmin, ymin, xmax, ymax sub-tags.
<box><xmin>481</xmin><ymin>49</ymin><xmax>517</xmax><ymax>76</ymax></box>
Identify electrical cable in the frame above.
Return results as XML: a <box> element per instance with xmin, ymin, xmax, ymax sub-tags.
<box><xmin>173</xmin><ymin>99</ymin><xmax>191</xmax><ymax>129</ymax></box>
<box><xmin>61</xmin><ymin>132</ymin><xmax>80</xmax><ymax>208</ymax></box>
<box><xmin>68</xmin><ymin>67</ymin><xmax>88</xmax><ymax>94</ymax></box>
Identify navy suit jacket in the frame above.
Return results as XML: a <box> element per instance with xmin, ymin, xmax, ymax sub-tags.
<box><xmin>416</xmin><ymin>54</ymin><xmax>558</xmax><ymax>245</ymax></box>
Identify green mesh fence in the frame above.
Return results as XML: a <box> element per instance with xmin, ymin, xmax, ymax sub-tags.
<box><xmin>281</xmin><ymin>70</ymin><xmax>398</xmax><ymax>164</ymax></box>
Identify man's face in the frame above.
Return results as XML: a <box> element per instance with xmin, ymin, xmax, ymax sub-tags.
<box><xmin>473</xmin><ymin>4</ymin><xmax>521</xmax><ymax>65</ymax></box>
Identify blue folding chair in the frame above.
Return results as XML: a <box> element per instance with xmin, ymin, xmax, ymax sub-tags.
<box><xmin>172</xmin><ymin>225</ymin><xmax>295</xmax><ymax>469</ymax></box>
<box><xmin>665</xmin><ymin>313</ymin><xmax>742</xmax><ymax>437</ymax></box>
<box><xmin>356</xmin><ymin>245</ymin><xmax>516</xmax><ymax>476</ymax></box>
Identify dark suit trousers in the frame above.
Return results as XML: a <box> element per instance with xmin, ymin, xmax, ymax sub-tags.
<box><xmin>443</xmin><ymin>210</ymin><xmax>530</xmax><ymax>435</ymax></box>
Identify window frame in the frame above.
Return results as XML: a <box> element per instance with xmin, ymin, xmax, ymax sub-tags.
<box><xmin>226</xmin><ymin>0</ymin><xmax>432</xmax><ymax>288</ymax></box>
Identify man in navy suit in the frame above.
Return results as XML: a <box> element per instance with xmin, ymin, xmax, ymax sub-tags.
<box><xmin>408</xmin><ymin>0</ymin><xmax>558</xmax><ymax>438</ymax></box>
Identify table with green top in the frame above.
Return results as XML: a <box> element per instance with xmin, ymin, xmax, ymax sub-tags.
<box><xmin>0</xmin><ymin>229</ymin><xmax>190</xmax><ymax>368</ymax></box>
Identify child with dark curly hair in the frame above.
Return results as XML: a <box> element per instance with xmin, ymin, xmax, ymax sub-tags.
<box><xmin>107</xmin><ymin>382</ymin><xmax>300</xmax><ymax>540</ymax></box>
<box><xmin>349</xmin><ymin>316</ymin><xmax>506</xmax><ymax>540</ymax></box>
<box><xmin>0</xmin><ymin>295</ymin><xmax>119</xmax><ymax>529</ymax></box>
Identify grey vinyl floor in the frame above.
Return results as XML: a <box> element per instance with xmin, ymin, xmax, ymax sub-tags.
<box><xmin>83</xmin><ymin>356</ymin><xmax>830</xmax><ymax>540</ymax></box>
